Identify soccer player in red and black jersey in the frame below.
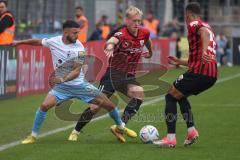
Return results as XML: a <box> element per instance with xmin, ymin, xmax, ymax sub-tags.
<box><xmin>68</xmin><ymin>6</ymin><xmax>153</xmax><ymax>143</ymax></box>
<box><xmin>153</xmin><ymin>2</ymin><xmax>217</xmax><ymax>147</ymax></box>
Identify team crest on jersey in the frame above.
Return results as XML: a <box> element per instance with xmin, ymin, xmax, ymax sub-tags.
<box><xmin>58</xmin><ymin>59</ymin><xmax>63</xmax><ymax>64</ymax></box>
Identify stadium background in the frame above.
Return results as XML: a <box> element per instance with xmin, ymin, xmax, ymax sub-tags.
<box><xmin>0</xmin><ymin>0</ymin><xmax>240</xmax><ymax>159</ymax></box>
<box><xmin>6</xmin><ymin>0</ymin><xmax>240</xmax><ymax>37</ymax></box>
<box><xmin>6</xmin><ymin>0</ymin><xmax>240</xmax><ymax>63</ymax></box>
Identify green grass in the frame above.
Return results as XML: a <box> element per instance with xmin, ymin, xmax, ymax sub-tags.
<box><xmin>0</xmin><ymin>66</ymin><xmax>240</xmax><ymax>160</ymax></box>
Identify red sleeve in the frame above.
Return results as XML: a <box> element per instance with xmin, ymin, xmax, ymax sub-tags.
<box><xmin>140</xmin><ymin>28</ymin><xmax>150</xmax><ymax>44</ymax></box>
<box><xmin>145</xmin><ymin>29</ymin><xmax>150</xmax><ymax>40</ymax></box>
<box><xmin>188</xmin><ymin>20</ymin><xmax>203</xmax><ymax>35</ymax></box>
<box><xmin>113</xmin><ymin>30</ymin><xmax>124</xmax><ymax>41</ymax></box>
<box><xmin>141</xmin><ymin>28</ymin><xmax>150</xmax><ymax>39</ymax></box>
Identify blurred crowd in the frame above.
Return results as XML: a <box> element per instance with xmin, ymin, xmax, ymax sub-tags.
<box><xmin>0</xmin><ymin>1</ymin><xmax>234</xmax><ymax>66</ymax></box>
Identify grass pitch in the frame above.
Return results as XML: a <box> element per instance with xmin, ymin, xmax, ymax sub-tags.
<box><xmin>0</xmin><ymin>66</ymin><xmax>240</xmax><ymax>160</ymax></box>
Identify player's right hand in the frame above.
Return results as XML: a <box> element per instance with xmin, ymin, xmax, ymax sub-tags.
<box><xmin>168</xmin><ymin>56</ymin><xmax>180</xmax><ymax>65</ymax></box>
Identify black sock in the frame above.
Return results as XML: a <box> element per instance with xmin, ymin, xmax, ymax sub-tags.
<box><xmin>74</xmin><ymin>107</ymin><xmax>94</xmax><ymax>132</ymax></box>
<box><xmin>178</xmin><ymin>98</ymin><xmax>194</xmax><ymax>128</ymax></box>
<box><xmin>165</xmin><ymin>94</ymin><xmax>177</xmax><ymax>133</ymax></box>
<box><xmin>121</xmin><ymin>98</ymin><xmax>143</xmax><ymax>124</ymax></box>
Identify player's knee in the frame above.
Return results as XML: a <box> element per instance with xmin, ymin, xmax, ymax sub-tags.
<box><xmin>95</xmin><ymin>94</ymin><xmax>115</xmax><ymax>110</ymax></box>
<box><xmin>128</xmin><ymin>86</ymin><xmax>144</xmax><ymax>100</ymax></box>
<box><xmin>40</xmin><ymin>102</ymin><xmax>52</xmax><ymax>112</ymax></box>
<box><xmin>168</xmin><ymin>86</ymin><xmax>184</xmax><ymax>100</ymax></box>
<box><xmin>90</xmin><ymin>104</ymin><xmax>101</xmax><ymax>114</ymax></box>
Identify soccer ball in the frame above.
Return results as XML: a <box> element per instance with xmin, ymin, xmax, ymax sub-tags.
<box><xmin>139</xmin><ymin>125</ymin><xmax>159</xmax><ymax>143</ymax></box>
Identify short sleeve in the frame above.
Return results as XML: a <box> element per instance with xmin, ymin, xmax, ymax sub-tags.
<box><xmin>113</xmin><ymin>31</ymin><xmax>123</xmax><ymax>41</ymax></box>
<box><xmin>77</xmin><ymin>51</ymin><xmax>86</xmax><ymax>64</ymax></box>
<box><xmin>188</xmin><ymin>21</ymin><xmax>203</xmax><ymax>34</ymax></box>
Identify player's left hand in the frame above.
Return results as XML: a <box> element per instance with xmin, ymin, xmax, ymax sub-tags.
<box><xmin>202</xmin><ymin>51</ymin><xmax>213</xmax><ymax>63</ymax></box>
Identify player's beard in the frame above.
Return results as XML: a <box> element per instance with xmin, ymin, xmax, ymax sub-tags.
<box><xmin>66</xmin><ymin>36</ymin><xmax>77</xmax><ymax>43</ymax></box>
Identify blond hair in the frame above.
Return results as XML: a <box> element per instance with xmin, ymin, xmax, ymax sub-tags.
<box><xmin>126</xmin><ymin>5</ymin><xmax>143</xmax><ymax>18</ymax></box>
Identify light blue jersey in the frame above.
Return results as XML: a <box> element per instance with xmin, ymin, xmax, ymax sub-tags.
<box><xmin>42</xmin><ymin>36</ymin><xmax>100</xmax><ymax>103</ymax></box>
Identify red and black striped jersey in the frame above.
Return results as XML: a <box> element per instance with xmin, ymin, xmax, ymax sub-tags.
<box><xmin>187</xmin><ymin>19</ymin><xmax>217</xmax><ymax>78</ymax></box>
<box><xmin>108</xmin><ymin>26</ymin><xmax>150</xmax><ymax>74</ymax></box>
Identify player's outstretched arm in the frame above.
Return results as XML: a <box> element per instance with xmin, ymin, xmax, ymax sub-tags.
<box><xmin>144</xmin><ymin>38</ymin><xmax>153</xmax><ymax>58</ymax></box>
<box><xmin>104</xmin><ymin>37</ymin><xmax>119</xmax><ymax>57</ymax></box>
<box><xmin>12</xmin><ymin>39</ymin><xmax>43</xmax><ymax>46</ymax></box>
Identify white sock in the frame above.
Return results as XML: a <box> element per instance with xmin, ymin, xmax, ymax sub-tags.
<box><xmin>187</xmin><ymin>126</ymin><xmax>196</xmax><ymax>133</ymax></box>
<box><xmin>167</xmin><ymin>133</ymin><xmax>176</xmax><ymax>141</ymax></box>
<box><xmin>117</xmin><ymin>122</ymin><xmax>125</xmax><ymax>130</ymax></box>
<box><xmin>72</xmin><ymin>129</ymin><xmax>80</xmax><ymax>134</ymax></box>
<box><xmin>31</xmin><ymin>131</ymin><xmax>37</xmax><ymax>138</ymax></box>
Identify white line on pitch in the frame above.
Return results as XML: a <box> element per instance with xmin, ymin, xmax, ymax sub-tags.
<box><xmin>0</xmin><ymin>72</ymin><xmax>239</xmax><ymax>152</ymax></box>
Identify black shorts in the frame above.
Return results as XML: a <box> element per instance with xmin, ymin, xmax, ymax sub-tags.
<box><xmin>99</xmin><ymin>69</ymin><xmax>140</xmax><ymax>96</ymax></box>
<box><xmin>173</xmin><ymin>72</ymin><xmax>217</xmax><ymax>96</ymax></box>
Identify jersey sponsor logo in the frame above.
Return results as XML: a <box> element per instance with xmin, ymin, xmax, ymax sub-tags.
<box><xmin>67</xmin><ymin>50</ymin><xmax>77</xmax><ymax>56</ymax></box>
<box><xmin>128</xmin><ymin>48</ymin><xmax>142</xmax><ymax>54</ymax></box>
<box><xmin>119</xmin><ymin>40</ymin><xmax>142</xmax><ymax>54</ymax></box>
<box><xmin>120</xmin><ymin>40</ymin><xmax>132</xmax><ymax>49</ymax></box>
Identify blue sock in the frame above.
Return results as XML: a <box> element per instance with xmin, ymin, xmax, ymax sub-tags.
<box><xmin>109</xmin><ymin>107</ymin><xmax>123</xmax><ymax>126</ymax></box>
<box><xmin>31</xmin><ymin>108</ymin><xmax>47</xmax><ymax>136</ymax></box>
